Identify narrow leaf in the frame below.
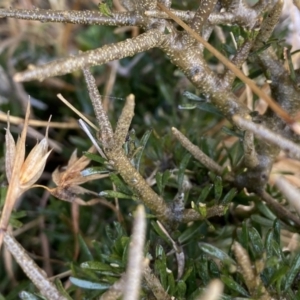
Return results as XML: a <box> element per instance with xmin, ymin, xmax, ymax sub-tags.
<box><xmin>214</xmin><ymin>176</ymin><xmax>223</xmax><ymax>201</ymax></box>
<box><xmin>69</xmin><ymin>277</ymin><xmax>110</xmax><ymax>290</ymax></box>
<box><xmin>198</xmin><ymin>242</ymin><xmax>236</xmax><ymax>265</ymax></box>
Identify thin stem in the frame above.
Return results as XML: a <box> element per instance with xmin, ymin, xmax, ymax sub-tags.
<box><xmin>191</xmin><ymin>0</ymin><xmax>218</xmax><ymax>33</ymax></box>
<box><xmin>182</xmin><ymin>206</ymin><xmax>226</xmax><ymax>223</ymax></box>
<box><xmin>143</xmin><ymin>265</ymin><xmax>172</xmax><ymax>300</ymax></box>
<box><xmin>257</xmin><ymin>190</ymin><xmax>300</xmax><ymax>228</ymax></box>
<box><xmin>232</xmin><ymin>241</ymin><xmax>271</xmax><ymax>300</ymax></box>
<box><xmin>82</xmin><ymin>68</ymin><xmax>114</xmax><ymax>149</ymax></box>
<box><xmin>171</xmin><ymin>127</ymin><xmax>233</xmax><ymax>179</ymax></box>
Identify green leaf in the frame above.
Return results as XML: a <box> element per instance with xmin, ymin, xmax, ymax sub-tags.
<box><xmin>69</xmin><ymin>277</ymin><xmax>110</xmax><ymax>290</ymax></box>
<box><xmin>78</xmin><ymin>235</ymin><xmax>93</xmax><ymax>261</ymax></box>
<box><xmin>18</xmin><ymin>292</ymin><xmax>40</xmax><ymax>300</ymax></box>
<box><xmin>54</xmin><ymin>278</ymin><xmax>73</xmax><ymax>300</ymax></box>
<box><xmin>109</xmin><ymin>173</ymin><xmax>131</xmax><ymax>194</ymax></box>
<box><xmin>265</xmin><ymin>229</ymin><xmax>274</xmax><ymax>257</ymax></box>
<box><xmin>268</xmin><ymin>265</ymin><xmax>289</xmax><ymax>286</ymax></box>
<box><xmin>134</xmin><ymin>129</ymin><xmax>152</xmax><ymax>170</ymax></box>
<box><xmin>0</xmin><ymin>185</ymin><xmax>7</xmax><ymax>208</ymax></box>
<box><xmin>167</xmin><ymin>270</ymin><xmax>176</xmax><ymax>295</ymax></box>
<box><xmin>221</xmin><ymin>275</ymin><xmax>249</xmax><ymax>297</ymax></box>
<box><xmin>176</xmin><ymin>280</ymin><xmax>187</xmax><ymax>298</ymax></box>
<box><xmin>155</xmin><ymin>259</ymin><xmax>168</xmax><ymax>289</ymax></box>
<box><xmin>81</xmin><ymin>167</ymin><xmax>109</xmax><ymax>176</ymax></box>
<box><xmin>273</xmin><ymin>219</ymin><xmax>281</xmax><ymax>245</ymax></box>
<box><xmin>80</xmin><ymin>261</ymin><xmax>117</xmax><ymax>272</ymax></box>
<box><xmin>284</xmin><ymin>252</ymin><xmax>300</xmax><ymax>291</ymax></box>
<box><xmin>198</xmin><ymin>243</ymin><xmax>236</xmax><ymax>265</ymax></box>
<box><xmin>181</xmin><ymin>266</ymin><xmax>193</xmax><ymax>282</ymax></box>
<box><xmin>178</xmin><ymin>103</ymin><xmax>197</xmax><ymax>110</ymax></box>
<box><xmin>83</xmin><ymin>151</ymin><xmax>107</xmax><ymax>164</ymax></box>
<box><xmin>214</xmin><ymin>176</ymin><xmax>223</xmax><ymax>202</ymax></box>
<box><xmin>98</xmin><ymin>0</ymin><xmax>113</xmax><ymax>17</ymax></box>
<box><xmin>221</xmin><ymin>126</ymin><xmax>243</xmax><ymax>138</ymax></box>
<box><xmin>256</xmin><ymin>201</ymin><xmax>276</xmax><ymax>221</ymax></box>
<box><xmin>237</xmin><ymin>222</ymin><xmax>248</xmax><ymax>250</ymax></box>
<box><xmin>151</xmin><ymin>221</ymin><xmax>172</xmax><ymax>245</ymax></box>
<box><xmin>196</xmin><ymin>103</ymin><xmax>223</xmax><ymax>116</ymax></box>
<box><xmin>248</xmin><ymin>227</ymin><xmax>264</xmax><ymax>258</ymax></box>
<box><xmin>196</xmin><ymin>256</ymin><xmax>210</xmax><ymax>285</ymax></box>
<box><xmin>251</xmin><ymin>214</ymin><xmax>274</xmax><ymax>227</ymax></box>
<box><xmin>178</xmin><ymin>153</ymin><xmax>191</xmax><ymax>191</ymax></box>
<box><xmin>99</xmin><ymin>190</ymin><xmax>138</xmax><ymax>200</ymax></box>
<box><xmin>222</xmin><ymin>188</ymin><xmax>237</xmax><ymax>205</ymax></box>
<box><xmin>182</xmin><ymin>91</ymin><xmax>204</xmax><ymax>101</ymax></box>
<box><xmin>156</xmin><ymin>172</ymin><xmax>163</xmax><ymax>195</ymax></box>
<box><xmin>162</xmin><ymin>170</ymin><xmax>171</xmax><ymax>188</ymax></box>
<box><xmin>178</xmin><ymin>222</ymin><xmax>205</xmax><ymax>244</ymax></box>
<box><xmin>197</xmin><ymin>184</ymin><xmax>213</xmax><ymax>203</ymax></box>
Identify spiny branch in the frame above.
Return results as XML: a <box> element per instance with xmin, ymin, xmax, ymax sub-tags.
<box><xmin>13</xmin><ymin>29</ymin><xmax>165</xmax><ymax>82</ymax></box>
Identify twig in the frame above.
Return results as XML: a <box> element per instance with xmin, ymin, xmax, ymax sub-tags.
<box><xmin>232</xmin><ymin>241</ymin><xmax>271</xmax><ymax>300</ymax></box>
<box><xmin>157</xmin><ymin>2</ymin><xmax>294</xmax><ymax>125</ymax></box>
<box><xmin>233</xmin><ymin>115</ymin><xmax>300</xmax><ymax>160</ymax></box>
<box><xmin>3</xmin><ymin>232</ymin><xmax>68</xmax><ymax>300</ymax></box>
<box><xmin>13</xmin><ymin>29</ymin><xmax>165</xmax><ymax>82</ymax></box>
<box><xmin>123</xmin><ymin>205</ymin><xmax>146</xmax><ymax>300</ymax></box>
<box><xmin>114</xmin><ymin>94</ymin><xmax>135</xmax><ymax>150</ymax></box>
<box><xmin>196</xmin><ymin>279</ymin><xmax>223</xmax><ymax>300</ymax></box>
<box><xmin>257</xmin><ymin>190</ymin><xmax>300</xmax><ymax>228</ymax></box>
<box><xmin>171</xmin><ymin>127</ymin><xmax>233</xmax><ymax>180</ymax></box>
<box><xmin>275</xmin><ymin>176</ymin><xmax>300</xmax><ymax>216</ymax></box>
<box><xmin>83</xmin><ymin>67</ymin><xmax>114</xmax><ymax>148</ymax></box>
<box><xmin>143</xmin><ymin>265</ymin><xmax>172</xmax><ymax>300</ymax></box>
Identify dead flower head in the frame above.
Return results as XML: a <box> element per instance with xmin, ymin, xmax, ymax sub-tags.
<box><xmin>0</xmin><ymin>102</ymin><xmax>51</xmax><ymax>248</ymax></box>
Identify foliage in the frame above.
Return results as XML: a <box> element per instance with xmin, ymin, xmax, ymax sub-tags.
<box><xmin>0</xmin><ymin>0</ymin><xmax>300</xmax><ymax>299</ymax></box>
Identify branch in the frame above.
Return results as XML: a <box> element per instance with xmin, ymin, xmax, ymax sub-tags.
<box><xmin>143</xmin><ymin>265</ymin><xmax>172</xmax><ymax>300</ymax></box>
<box><xmin>182</xmin><ymin>206</ymin><xmax>226</xmax><ymax>223</ymax></box>
<box><xmin>191</xmin><ymin>0</ymin><xmax>218</xmax><ymax>33</ymax></box>
<box><xmin>171</xmin><ymin>127</ymin><xmax>234</xmax><ymax>181</ymax></box>
<box><xmin>0</xmin><ymin>8</ymin><xmax>146</xmax><ymax>27</ymax></box>
<box><xmin>232</xmin><ymin>241</ymin><xmax>271</xmax><ymax>300</ymax></box>
<box><xmin>275</xmin><ymin>176</ymin><xmax>300</xmax><ymax>216</ymax></box>
<box><xmin>114</xmin><ymin>94</ymin><xmax>135</xmax><ymax>150</ymax></box>
<box><xmin>257</xmin><ymin>190</ymin><xmax>300</xmax><ymax>228</ymax></box>
<box><xmin>157</xmin><ymin>2</ymin><xmax>294</xmax><ymax>125</ymax></box>
<box><xmin>82</xmin><ymin>68</ymin><xmax>114</xmax><ymax>149</ymax></box>
<box><xmin>123</xmin><ymin>205</ymin><xmax>146</xmax><ymax>300</ymax></box>
<box><xmin>233</xmin><ymin>115</ymin><xmax>300</xmax><ymax>160</ymax></box>
<box><xmin>3</xmin><ymin>232</ymin><xmax>68</xmax><ymax>300</ymax></box>
<box><xmin>14</xmin><ymin>29</ymin><xmax>165</xmax><ymax>82</ymax></box>
<box><xmin>243</xmin><ymin>131</ymin><xmax>259</xmax><ymax>168</ymax></box>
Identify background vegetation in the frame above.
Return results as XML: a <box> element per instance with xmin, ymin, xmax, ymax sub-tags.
<box><xmin>1</xmin><ymin>0</ymin><xmax>300</xmax><ymax>299</ymax></box>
